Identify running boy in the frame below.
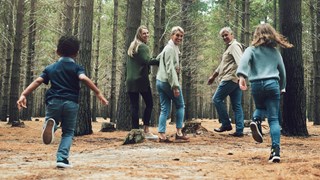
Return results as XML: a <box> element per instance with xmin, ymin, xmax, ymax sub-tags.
<box><xmin>17</xmin><ymin>35</ymin><xmax>108</xmax><ymax>168</ymax></box>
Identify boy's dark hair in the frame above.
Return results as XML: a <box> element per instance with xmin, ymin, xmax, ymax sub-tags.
<box><xmin>57</xmin><ymin>35</ymin><xmax>80</xmax><ymax>57</ymax></box>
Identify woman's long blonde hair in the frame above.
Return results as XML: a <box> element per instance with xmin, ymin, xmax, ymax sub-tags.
<box><xmin>127</xmin><ymin>25</ymin><xmax>148</xmax><ymax>57</ymax></box>
<box><xmin>252</xmin><ymin>23</ymin><xmax>293</xmax><ymax>48</ymax></box>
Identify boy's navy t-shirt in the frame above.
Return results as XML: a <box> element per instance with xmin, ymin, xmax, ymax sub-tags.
<box><xmin>40</xmin><ymin>57</ymin><xmax>85</xmax><ymax>104</ymax></box>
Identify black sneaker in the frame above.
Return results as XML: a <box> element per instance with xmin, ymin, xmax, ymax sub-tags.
<box><xmin>229</xmin><ymin>132</ymin><xmax>244</xmax><ymax>137</ymax></box>
<box><xmin>268</xmin><ymin>147</ymin><xmax>280</xmax><ymax>163</ymax></box>
<box><xmin>255</xmin><ymin>118</ymin><xmax>263</xmax><ymax>136</ymax></box>
<box><xmin>250</xmin><ymin>118</ymin><xmax>263</xmax><ymax>143</ymax></box>
<box><xmin>56</xmin><ymin>159</ymin><xmax>73</xmax><ymax>168</ymax></box>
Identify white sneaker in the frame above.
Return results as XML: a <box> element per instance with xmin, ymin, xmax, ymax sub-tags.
<box><xmin>42</xmin><ymin>118</ymin><xmax>55</xmax><ymax>144</ymax></box>
<box><xmin>144</xmin><ymin>132</ymin><xmax>158</xmax><ymax>140</ymax></box>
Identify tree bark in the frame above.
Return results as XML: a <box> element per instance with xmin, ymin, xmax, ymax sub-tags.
<box><xmin>110</xmin><ymin>0</ymin><xmax>119</xmax><ymax>123</ymax></box>
<box><xmin>151</xmin><ymin>0</ymin><xmax>161</xmax><ymax>126</ymax></box>
<box><xmin>273</xmin><ymin>0</ymin><xmax>277</xmax><ymax>29</ymax></box>
<box><xmin>9</xmin><ymin>0</ymin><xmax>25</xmax><ymax>126</ymax></box>
<box><xmin>307</xmin><ymin>0</ymin><xmax>315</xmax><ymax>122</ymax></box>
<box><xmin>73</xmin><ymin>0</ymin><xmax>80</xmax><ymax>36</ymax></box>
<box><xmin>21</xmin><ymin>0</ymin><xmax>37</xmax><ymax>121</ymax></box>
<box><xmin>62</xmin><ymin>0</ymin><xmax>74</xmax><ymax>35</ymax></box>
<box><xmin>91</xmin><ymin>0</ymin><xmax>103</xmax><ymax>122</ymax></box>
<box><xmin>75</xmin><ymin>0</ymin><xmax>94</xmax><ymax>136</ymax></box>
<box><xmin>181</xmin><ymin>0</ymin><xmax>192</xmax><ymax>121</ymax></box>
<box><xmin>313</xmin><ymin>0</ymin><xmax>320</xmax><ymax>125</ymax></box>
<box><xmin>280</xmin><ymin>0</ymin><xmax>308</xmax><ymax>136</ymax></box>
<box><xmin>1</xmin><ymin>1</ymin><xmax>14</xmax><ymax>122</ymax></box>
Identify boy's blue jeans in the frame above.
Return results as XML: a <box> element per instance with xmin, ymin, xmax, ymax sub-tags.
<box><xmin>212</xmin><ymin>80</ymin><xmax>244</xmax><ymax>133</ymax></box>
<box><xmin>45</xmin><ymin>98</ymin><xmax>79</xmax><ymax>162</ymax></box>
<box><xmin>251</xmin><ymin>79</ymin><xmax>281</xmax><ymax>148</ymax></box>
<box><xmin>156</xmin><ymin>80</ymin><xmax>185</xmax><ymax>133</ymax></box>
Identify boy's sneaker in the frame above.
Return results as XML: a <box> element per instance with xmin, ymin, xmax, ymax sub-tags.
<box><xmin>268</xmin><ymin>147</ymin><xmax>280</xmax><ymax>163</ymax></box>
<box><xmin>56</xmin><ymin>159</ymin><xmax>73</xmax><ymax>168</ymax></box>
<box><xmin>144</xmin><ymin>132</ymin><xmax>158</xmax><ymax>140</ymax></box>
<box><xmin>250</xmin><ymin>119</ymin><xmax>263</xmax><ymax>143</ymax></box>
<box><xmin>42</xmin><ymin>118</ymin><xmax>55</xmax><ymax>144</ymax></box>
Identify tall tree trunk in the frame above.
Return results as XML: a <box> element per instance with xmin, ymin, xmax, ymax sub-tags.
<box><xmin>73</xmin><ymin>0</ymin><xmax>80</xmax><ymax>36</ymax></box>
<box><xmin>307</xmin><ymin>0</ymin><xmax>315</xmax><ymax>122</ymax></box>
<box><xmin>181</xmin><ymin>0</ymin><xmax>192</xmax><ymax>121</ymax></box>
<box><xmin>241</xmin><ymin>0</ymin><xmax>252</xmax><ymax>121</ymax></box>
<box><xmin>0</xmin><ymin>2</ymin><xmax>5</xmax><ymax>120</ymax></box>
<box><xmin>1</xmin><ymin>0</ymin><xmax>14</xmax><ymax>122</ymax></box>
<box><xmin>92</xmin><ymin>0</ymin><xmax>103</xmax><ymax>122</ymax></box>
<box><xmin>9</xmin><ymin>0</ymin><xmax>25</xmax><ymax>126</ymax></box>
<box><xmin>313</xmin><ymin>0</ymin><xmax>320</xmax><ymax>125</ymax></box>
<box><xmin>193</xmin><ymin>80</ymin><xmax>197</xmax><ymax>119</ymax></box>
<box><xmin>280</xmin><ymin>0</ymin><xmax>308</xmax><ymax>136</ymax></box>
<box><xmin>62</xmin><ymin>0</ymin><xmax>74</xmax><ymax>35</ymax></box>
<box><xmin>233</xmin><ymin>1</ymin><xmax>240</xmax><ymax>39</ymax></box>
<box><xmin>110</xmin><ymin>0</ymin><xmax>118</xmax><ymax>123</ymax></box>
<box><xmin>116</xmin><ymin>0</ymin><xmax>142</xmax><ymax>130</ymax></box>
<box><xmin>151</xmin><ymin>0</ymin><xmax>161</xmax><ymax>126</ymax></box>
<box><xmin>75</xmin><ymin>0</ymin><xmax>94</xmax><ymax>136</ymax></box>
<box><xmin>21</xmin><ymin>0</ymin><xmax>37</xmax><ymax>121</ymax></box>
<box><xmin>160</xmin><ymin>0</ymin><xmax>166</xmax><ymax>50</ymax></box>
<box><xmin>273</xmin><ymin>0</ymin><xmax>277</xmax><ymax>29</ymax></box>
<box><xmin>0</xmin><ymin>37</ymin><xmax>4</xmax><ymax>121</ymax></box>
<box><xmin>199</xmin><ymin>89</ymin><xmax>203</xmax><ymax>119</ymax></box>
<box><xmin>224</xmin><ymin>0</ymin><xmax>230</xmax><ymax>26</ymax></box>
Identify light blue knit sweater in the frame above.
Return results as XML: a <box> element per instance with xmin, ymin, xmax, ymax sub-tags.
<box><xmin>236</xmin><ymin>46</ymin><xmax>286</xmax><ymax>90</ymax></box>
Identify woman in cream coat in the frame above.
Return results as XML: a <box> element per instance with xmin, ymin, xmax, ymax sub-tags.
<box><xmin>156</xmin><ymin>26</ymin><xmax>189</xmax><ymax>143</ymax></box>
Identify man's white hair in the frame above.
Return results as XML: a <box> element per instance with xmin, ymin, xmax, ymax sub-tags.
<box><xmin>219</xmin><ymin>27</ymin><xmax>233</xmax><ymax>35</ymax></box>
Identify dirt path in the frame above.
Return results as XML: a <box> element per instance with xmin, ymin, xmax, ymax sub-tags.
<box><xmin>1</xmin><ymin>118</ymin><xmax>320</xmax><ymax>179</ymax></box>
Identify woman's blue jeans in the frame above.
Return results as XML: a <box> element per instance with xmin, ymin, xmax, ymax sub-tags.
<box><xmin>156</xmin><ymin>80</ymin><xmax>185</xmax><ymax>133</ymax></box>
<box><xmin>45</xmin><ymin>98</ymin><xmax>79</xmax><ymax>161</ymax></box>
<box><xmin>251</xmin><ymin>79</ymin><xmax>281</xmax><ymax>148</ymax></box>
<box><xmin>212</xmin><ymin>80</ymin><xmax>244</xmax><ymax>133</ymax></box>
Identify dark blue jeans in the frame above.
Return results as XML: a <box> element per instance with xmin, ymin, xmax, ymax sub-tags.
<box><xmin>128</xmin><ymin>86</ymin><xmax>153</xmax><ymax>129</ymax></box>
<box><xmin>213</xmin><ymin>80</ymin><xmax>244</xmax><ymax>133</ymax></box>
<box><xmin>251</xmin><ymin>79</ymin><xmax>281</xmax><ymax>148</ymax></box>
<box><xmin>45</xmin><ymin>98</ymin><xmax>79</xmax><ymax>162</ymax></box>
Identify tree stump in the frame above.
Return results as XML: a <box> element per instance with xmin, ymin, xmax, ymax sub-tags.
<box><xmin>123</xmin><ymin>129</ymin><xmax>145</xmax><ymax>145</ymax></box>
<box><xmin>244</xmin><ymin>120</ymin><xmax>251</xmax><ymax>127</ymax></box>
<box><xmin>182</xmin><ymin>121</ymin><xmax>208</xmax><ymax>135</ymax></box>
<box><xmin>11</xmin><ymin>121</ymin><xmax>25</xmax><ymax>128</ymax></box>
<box><xmin>100</xmin><ymin>122</ymin><xmax>116</xmax><ymax>132</ymax></box>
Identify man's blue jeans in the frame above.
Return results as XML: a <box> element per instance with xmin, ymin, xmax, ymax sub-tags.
<box><xmin>213</xmin><ymin>80</ymin><xmax>244</xmax><ymax>133</ymax></box>
<box><xmin>251</xmin><ymin>79</ymin><xmax>281</xmax><ymax>148</ymax></box>
<box><xmin>156</xmin><ymin>80</ymin><xmax>185</xmax><ymax>133</ymax></box>
<box><xmin>45</xmin><ymin>98</ymin><xmax>79</xmax><ymax>162</ymax></box>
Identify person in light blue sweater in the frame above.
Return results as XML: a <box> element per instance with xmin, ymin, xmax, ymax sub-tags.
<box><xmin>236</xmin><ymin>23</ymin><xmax>293</xmax><ymax>163</ymax></box>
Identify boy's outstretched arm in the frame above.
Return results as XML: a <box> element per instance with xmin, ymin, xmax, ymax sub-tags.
<box><xmin>79</xmin><ymin>74</ymin><xmax>109</xmax><ymax>105</ymax></box>
<box><xmin>17</xmin><ymin>77</ymin><xmax>44</xmax><ymax>110</ymax></box>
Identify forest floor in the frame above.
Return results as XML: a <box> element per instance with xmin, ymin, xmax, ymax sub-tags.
<box><xmin>1</xmin><ymin>118</ymin><xmax>320</xmax><ymax>180</ymax></box>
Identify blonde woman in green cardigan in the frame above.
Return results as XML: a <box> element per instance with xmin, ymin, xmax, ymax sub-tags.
<box><xmin>156</xmin><ymin>26</ymin><xmax>189</xmax><ymax>143</ymax></box>
<box><xmin>126</xmin><ymin>25</ymin><xmax>159</xmax><ymax>140</ymax></box>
